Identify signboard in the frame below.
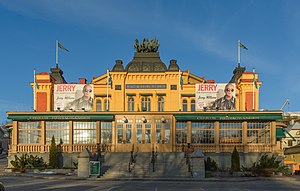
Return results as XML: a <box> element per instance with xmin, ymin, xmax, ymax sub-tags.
<box><xmin>89</xmin><ymin>161</ymin><xmax>100</xmax><ymax>176</ymax></box>
<box><xmin>54</xmin><ymin>84</ymin><xmax>94</xmax><ymax>111</ymax></box>
<box><xmin>196</xmin><ymin>83</ymin><xmax>236</xmax><ymax>111</ymax></box>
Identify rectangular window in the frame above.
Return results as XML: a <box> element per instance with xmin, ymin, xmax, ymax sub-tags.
<box><xmin>136</xmin><ymin>124</ymin><xmax>142</xmax><ymax>143</ymax></box>
<box><xmin>126</xmin><ymin>124</ymin><xmax>132</xmax><ymax>143</ymax></box>
<box><xmin>145</xmin><ymin>124</ymin><xmax>151</xmax><ymax>143</ymax></box>
<box><xmin>158</xmin><ymin>97</ymin><xmax>164</xmax><ymax>112</ymax></box>
<box><xmin>156</xmin><ymin>124</ymin><xmax>162</xmax><ymax>143</ymax></box>
<box><xmin>101</xmin><ymin>122</ymin><xmax>112</xmax><ymax>144</ymax></box>
<box><xmin>219</xmin><ymin>122</ymin><xmax>242</xmax><ymax>144</ymax></box>
<box><xmin>19</xmin><ymin>122</ymin><xmax>42</xmax><ymax>144</ymax></box>
<box><xmin>191</xmin><ymin>122</ymin><xmax>214</xmax><ymax>144</ymax></box>
<box><xmin>141</xmin><ymin>97</ymin><xmax>151</xmax><ymax>112</ymax></box>
<box><xmin>128</xmin><ymin>97</ymin><xmax>135</xmax><ymax>111</ymax></box>
<box><xmin>115</xmin><ymin>85</ymin><xmax>121</xmax><ymax>90</ymax></box>
<box><xmin>117</xmin><ymin>124</ymin><xmax>123</xmax><ymax>143</ymax></box>
<box><xmin>176</xmin><ymin>122</ymin><xmax>187</xmax><ymax>144</ymax></box>
<box><xmin>165</xmin><ymin>124</ymin><xmax>170</xmax><ymax>144</ymax></box>
<box><xmin>46</xmin><ymin>121</ymin><xmax>69</xmax><ymax>144</ymax></box>
<box><xmin>73</xmin><ymin>122</ymin><xmax>96</xmax><ymax>144</ymax></box>
<box><xmin>247</xmin><ymin>122</ymin><xmax>270</xmax><ymax>144</ymax></box>
<box><xmin>171</xmin><ymin>85</ymin><xmax>177</xmax><ymax>90</ymax></box>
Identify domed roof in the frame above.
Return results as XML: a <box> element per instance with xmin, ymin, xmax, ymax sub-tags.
<box><xmin>125</xmin><ymin>52</ymin><xmax>167</xmax><ymax>72</ymax></box>
<box><xmin>112</xmin><ymin>60</ymin><xmax>125</xmax><ymax>72</ymax></box>
<box><xmin>168</xmin><ymin>60</ymin><xmax>180</xmax><ymax>71</ymax></box>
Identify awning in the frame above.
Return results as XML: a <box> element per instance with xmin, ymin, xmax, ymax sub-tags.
<box><xmin>276</xmin><ymin>128</ymin><xmax>296</xmax><ymax>141</ymax></box>
<box><xmin>276</xmin><ymin>128</ymin><xmax>286</xmax><ymax>140</ymax></box>
<box><xmin>7</xmin><ymin>113</ymin><xmax>114</xmax><ymax>121</ymax></box>
<box><xmin>181</xmin><ymin>94</ymin><xmax>195</xmax><ymax>97</ymax></box>
<box><xmin>140</xmin><ymin>93</ymin><xmax>153</xmax><ymax>96</ymax></box>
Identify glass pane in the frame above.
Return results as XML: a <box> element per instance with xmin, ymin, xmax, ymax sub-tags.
<box><xmin>118</xmin><ymin>129</ymin><xmax>123</xmax><ymax>143</ymax></box>
<box><xmin>137</xmin><ymin>130</ymin><xmax>142</xmax><ymax>143</ymax></box>
<box><xmin>73</xmin><ymin>122</ymin><xmax>96</xmax><ymax>144</ymax></box>
<box><xmin>18</xmin><ymin>122</ymin><xmax>42</xmax><ymax>144</ymax></box>
<box><xmin>96</xmin><ymin>100</ymin><xmax>102</xmax><ymax>111</ymax></box>
<box><xmin>101</xmin><ymin>129</ymin><xmax>112</xmax><ymax>143</ymax></box>
<box><xmin>156</xmin><ymin>129</ymin><xmax>161</xmax><ymax>143</ymax></box>
<box><xmin>165</xmin><ymin>129</ymin><xmax>170</xmax><ymax>144</ymax></box>
<box><xmin>126</xmin><ymin>130</ymin><xmax>131</xmax><ymax>143</ymax></box>
<box><xmin>46</xmin><ymin>122</ymin><xmax>69</xmax><ymax>144</ymax></box>
<box><xmin>145</xmin><ymin>129</ymin><xmax>151</xmax><ymax>143</ymax></box>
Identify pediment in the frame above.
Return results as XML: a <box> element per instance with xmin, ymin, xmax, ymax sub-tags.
<box><xmin>92</xmin><ymin>73</ymin><xmax>107</xmax><ymax>85</ymax></box>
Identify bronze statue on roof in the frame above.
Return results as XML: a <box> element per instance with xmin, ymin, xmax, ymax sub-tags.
<box><xmin>134</xmin><ymin>38</ymin><xmax>160</xmax><ymax>53</ymax></box>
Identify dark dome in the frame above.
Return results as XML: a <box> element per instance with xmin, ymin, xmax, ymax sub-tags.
<box><xmin>125</xmin><ymin>52</ymin><xmax>167</xmax><ymax>72</ymax></box>
<box><xmin>112</xmin><ymin>60</ymin><xmax>125</xmax><ymax>72</ymax></box>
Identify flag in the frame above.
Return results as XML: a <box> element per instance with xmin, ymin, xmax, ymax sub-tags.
<box><xmin>253</xmin><ymin>69</ymin><xmax>258</xmax><ymax>89</ymax></box>
<box><xmin>239</xmin><ymin>42</ymin><xmax>248</xmax><ymax>50</ymax></box>
<box><xmin>58</xmin><ymin>42</ymin><xmax>69</xmax><ymax>52</ymax></box>
<box><xmin>179</xmin><ymin>70</ymin><xmax>183</xmax><ymax>89</ymax></box>
<box><xmin>107</xmin><ymin>70</ymin><xmax>112</xmax><ymax>88</ymax></box>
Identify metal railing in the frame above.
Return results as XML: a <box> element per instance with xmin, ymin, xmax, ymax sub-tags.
<box><xmin>185</xmin><ymin>143</ymin><xmax>192</xmax><ymax>173</ymax></box>
<box><xmin>150</xmin><ymin>146</ymin><xmax>158</xmax><ymax>172</ymax></box>
<box><xmin>128</xmin><ymin>144</ymin><xmax>137</xmax><ymax>172</ymax></box>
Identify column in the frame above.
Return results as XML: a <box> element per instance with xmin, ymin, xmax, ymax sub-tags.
<box><xmin>214</xmin><ymin>121</ymin><xmax>220</xmax><ymax>153</ymax></box>
<box><xmin>242</xmin><ymin>121</ymin><xmax>248</xmax><ymax>153</ymax></box>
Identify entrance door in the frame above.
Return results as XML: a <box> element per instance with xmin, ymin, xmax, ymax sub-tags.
<box><xmin>115</xmin><ymin>116</ymin><xmax>172</xmax><ymax>152</ymax></box>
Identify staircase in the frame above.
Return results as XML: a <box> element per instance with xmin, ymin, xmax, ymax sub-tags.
<box><xmin>101</xmin><ymin>152</ymin><xmax>191</xmax><ymax>178</ymax></box>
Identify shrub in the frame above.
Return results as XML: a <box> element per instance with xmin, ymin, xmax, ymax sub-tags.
<box><xmin>49</xmin><ymin>135</ymin><xmax>58</xmax><ymax>168</ymax></box>
<box><xmin>256</xmin><ymin>154</ymin><xmax>279</xmax><ymax>169</ymax></box>
<box><xmin>231</xmin><ymin>146</ymin><xmax>240</xmax><ymax>171</ymax></box>
<box><xmin>205</xmin><ymin>157</ymin><xmax>218</xmax><ymax>171</ymax></box>
<box><xmin>10</xmin><ymin>154</ymin><xmax>47</xmax><ymax>171</ymax></box>
<box><xmin>242</xmin><ymin>154</ymin><xmax>281</xmax><ymax>176</ymax></box>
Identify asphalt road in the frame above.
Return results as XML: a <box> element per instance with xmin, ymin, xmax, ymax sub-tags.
<box><xmin>1</xmin><ymin>176</ymin><xmax>300</xmax><ymax>191</ymax></box>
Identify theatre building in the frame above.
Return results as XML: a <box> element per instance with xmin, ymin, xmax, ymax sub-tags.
<box><xmin>6</xmin><ymin>39</ymin><xmax>283</xmax><ymax>168</ymax></box>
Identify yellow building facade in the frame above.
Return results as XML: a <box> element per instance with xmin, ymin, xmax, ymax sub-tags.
<box><xmin>7</xmin><ymin>41</ymin><xmax>282</xmax><ymax>168</ymax></box>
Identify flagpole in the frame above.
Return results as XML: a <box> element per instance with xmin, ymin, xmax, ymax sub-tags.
<box><xmin>106</xmin><ymin>69</ymin><xmax>109</xmax><ymax>111</ymax></box>
<box><xmin>238</xmin><ymin>40</ymin><xmax>241</xmax><ymax>67</ymax></box>
<box><xmin>56</xmin><ymin>40</ymin><xmax>58</xmax><ymax>68</ymax></box>
<box><xmin>252</xmin><ymin>68</ymin><xmax>255</xmax><ymax>111</ymax></box>
<box><xmin>33</xmin><ymin>68</ymin><xmax>36</xmax><ymax>111</ymax></box>
<box><xmin>179</xmin><ymin>70</ymin><xmax>181</xmax><ymax>111</ymax></box>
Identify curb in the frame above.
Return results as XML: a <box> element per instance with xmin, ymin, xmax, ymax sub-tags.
<box><xmin>2</xmin><ymin>172</ymin><xmax>300</xmax><ymax>182</ymax></box>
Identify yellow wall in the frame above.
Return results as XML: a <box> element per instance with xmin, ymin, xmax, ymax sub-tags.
<box><xmin>32</xmin><ymin>68</ymin><xmax>261</xmax><ymax>112</ymax></box>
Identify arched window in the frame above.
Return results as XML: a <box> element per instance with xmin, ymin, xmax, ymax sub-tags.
<box><xmin>158</xmin><ymin>97</ymin><xmax>164</xmax><ymax>112</ymax></box>
<box><xmin>191</xmin><ymin>99</ymin><xmax>196</xmax><ymax>112</ymax></box>
<box><xmin>182</xmin><ymin>99</ymin><xmax>188</xmax><ymax>112</ymax></box>
<box><xmin>141</xmin><ymin>97</ymin><xmax>151</xmax><ymax>111</ymax></box>
<box><xmin>104</xmin><ymin>99</ymin><xmax>110</xmax><ymax>111</ymax></box>
<box><xmin>96</xmin><ymin>100</ymin><xmax>102</xmax><ymax>111</ymax></box>
<box><xmin>128</xmin><ymin>97</ymin><xmax>134</xmax><ymax>111</ymax></box>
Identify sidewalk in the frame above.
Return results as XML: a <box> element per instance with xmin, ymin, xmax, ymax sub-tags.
<box><xmin>1</xmin><ymin>169</ymin><xmax>300</xmax><ymax>182</ymax></box>
<box><xmin>0</xmin><ymin>155</ymin><xmax>7</xmax><ymax>175</ymax></box>
<box><xmin>0</xmin><ymin>153</ymin><xmax>7</xmax><ymax>159</ymax></box>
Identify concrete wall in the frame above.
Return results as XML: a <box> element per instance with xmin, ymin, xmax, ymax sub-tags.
<box><xmin>205</xmin><ymin>152</ymin><xmax>275</xmax><ymax>170</ymax></box>
<box><xmin>7</xmin><ymin>151</ymin><xmax>277</xmax><ymax>170</ymax></box>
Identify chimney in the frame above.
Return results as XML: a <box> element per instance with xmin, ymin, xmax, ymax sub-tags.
<box><xmin>79</xmin><ymin>78</ymin><xmax>87</xmax><ymax>84</ymax></box>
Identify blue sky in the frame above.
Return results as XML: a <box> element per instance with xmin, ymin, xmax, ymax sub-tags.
<box><xmin>0</xmin><ymin>0</ymin><xmax>299</xmax><ymax>123</ymax></box>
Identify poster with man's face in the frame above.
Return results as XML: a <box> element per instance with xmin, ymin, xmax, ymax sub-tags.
<box><xmin>195</xmin><ymin>83</ymin><xmax>235</xmax><ymax>110</ymax></box>
<box><xmin>54</xmin><ymin>84</ymin><xmax>94</xmax><ymax>111</ymax></box>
